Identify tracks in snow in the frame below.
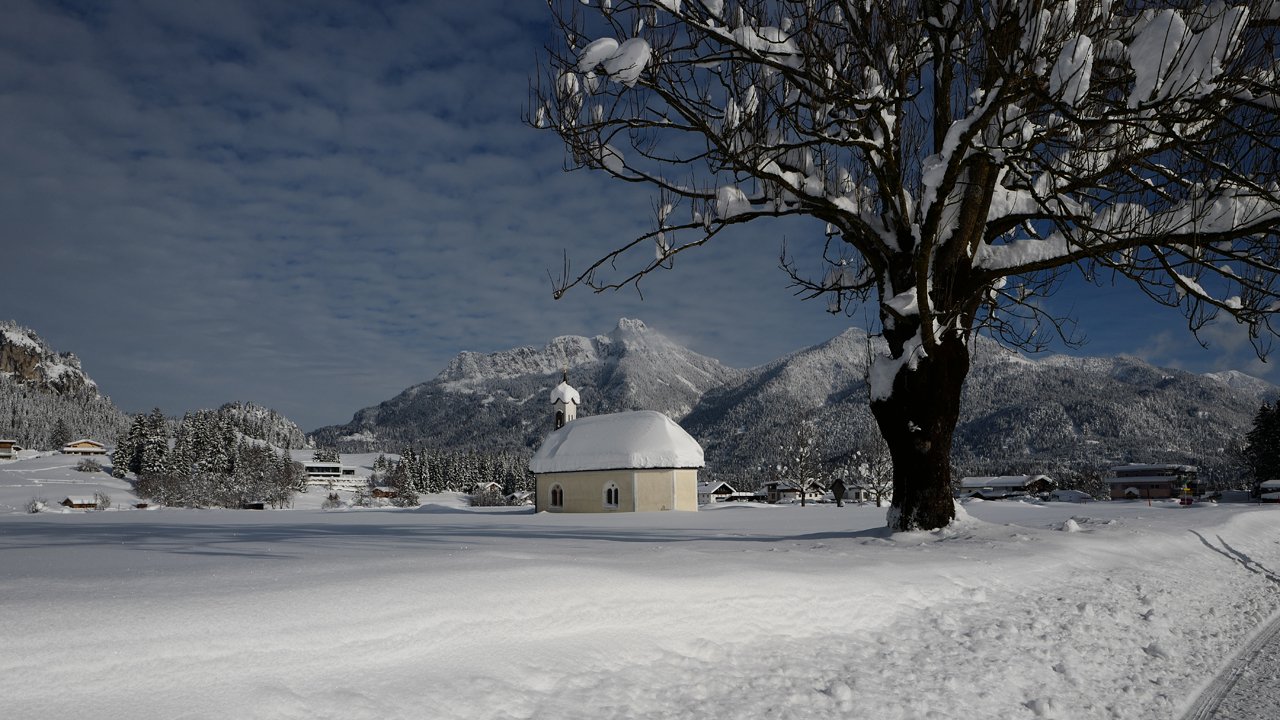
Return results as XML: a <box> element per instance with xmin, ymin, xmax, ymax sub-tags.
<box><xmin>1182</xmin><ymin>606</ymin><xmax>1280</xmax><ymax>720</ymax></box>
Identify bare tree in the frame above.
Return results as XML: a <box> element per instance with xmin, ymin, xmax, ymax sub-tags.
<box><xmin>533</xmin><ymin>1</ymin><xmax>1280</xmax><ymax>530</ymax></box>
<box><xmin>839</xmin><ymin>435</ymin><xmax>894</xmax><ymax>507</ymax></box>
<box><xmin>776</xmin><ymin>414</ymin><xmax>822</xmax><ymax>506</ymax></box>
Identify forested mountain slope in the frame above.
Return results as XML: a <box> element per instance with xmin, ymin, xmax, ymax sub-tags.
<box><xmin>0</xmin><ymin>321</ymin><xmax>129</xmax><ymax>449</ymax></box>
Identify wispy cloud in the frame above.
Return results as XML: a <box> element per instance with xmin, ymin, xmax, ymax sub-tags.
<box><xmin>3</xmin><ymin>0</ymin><xmax>1273</xmax><ymax>430</ymax></box>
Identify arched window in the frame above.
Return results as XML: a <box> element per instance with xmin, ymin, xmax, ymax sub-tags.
<box><xmin>603</xmin><ymin>482</ymin><xmax>619</xmax><ymax>508</ymax></box>
<box><xmin>550</xmin><ymin>484</ymin><xmax>564</xmax><ymax>508</ymax></box>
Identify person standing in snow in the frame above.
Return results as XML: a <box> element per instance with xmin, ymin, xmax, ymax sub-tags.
<box><xmin>830</xmin><ymin>477</ymin><xmax>847</xmax><ymax>508</ymax></box>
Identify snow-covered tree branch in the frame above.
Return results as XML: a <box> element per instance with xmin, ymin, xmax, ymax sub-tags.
<box><xmin>532</xmin><ymin>0</ymin><xmax>1280</xmax><ymax>530</ymax></box>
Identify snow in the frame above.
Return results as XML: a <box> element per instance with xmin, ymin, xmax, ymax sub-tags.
<box><xmin>549</xmin><ymin>380</ymin><xmax>580</xmax><ymax>406</ymax></box>
<box><xmin>0</xmin><ymin>326</ymin><xmax>42</xmax><ymax>351</ymax></box>
<box><xmin>714</xmin><ymin>184</ymin><xmax>751</xmax><ymax>219</ymax></box>
<box><xmin>0</xmin><ymin>453</ymin><xmax>139</xmax><ymax>513</ymax></box>
<box><xmin>1127</xmin><ymin>7</ymin><xmax>1248</xmax><ymax>107</ymax></box>
<box><xmin>727</xmin><ymin>26</ymin><xmax>801</xmax><ymax>68</ymax></box>
<box><xmin>868</xmin><ymin>333</ymin><xmax>925</xmax><ymax>402</ymax></box>
<box><xmin>592</xmin><ymin>37</ymin><xmax>651</xmax><ymax>87</ymax></box>
<box><xmin>1050</xmin><ymin>35</ymin><xmax>1093</xmax><ymax>108</ymax></box>
<box><xmin>2</xmin><ymin>495</ymin><xmax>1280</xmax><ymax>719</ymax></box>
<box><xmin>577</xmin><ymin>37</ymin><xmax>620</xmax><ymax>73</ymax></box>
<box><xmin>529</xmin><ymin>410</ymin><xmax>703</xmax><ymax>473</ymax></box>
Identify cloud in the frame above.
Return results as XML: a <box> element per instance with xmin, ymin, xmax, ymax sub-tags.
<box><xmin>6</xmin><ymin>0</ymin><xmax>1272</xmax><ymax>432</ymax></box>
<box><xmin>0</xmin><ymin>0</ymin><xmax>847</xmax><ymax>429</ymax></box>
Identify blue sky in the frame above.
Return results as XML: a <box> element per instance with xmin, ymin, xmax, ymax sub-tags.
<box><xmin>2</xmin><ymin>0</ymin><xmax>1273</xmax><ymax>430</ymax></box>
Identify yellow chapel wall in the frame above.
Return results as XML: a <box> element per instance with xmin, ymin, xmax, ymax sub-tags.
<box><xmin>536</xmin><ymin>468</ymin><xmax>699</xmax><ymax>513</ymax></box>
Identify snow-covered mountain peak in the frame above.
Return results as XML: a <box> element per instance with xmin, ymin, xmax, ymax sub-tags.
<box><xmin>614</xmin><ymin>317</ymin><xmax>648</xmax><ymax>333</ymax></box>
<box><xmin>1204</xmin><ymin>369</ymin><xmax>1278</xmax><ymax>401</ymax></box>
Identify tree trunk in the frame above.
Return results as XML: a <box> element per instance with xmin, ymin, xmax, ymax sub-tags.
<box><xmin>870</xmin><ymin>332</ymin><xmax>971</xmax><ymax>532</ymax></box>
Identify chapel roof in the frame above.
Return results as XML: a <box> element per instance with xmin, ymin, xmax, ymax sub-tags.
<box><xmin>529</xmin><ymin>410</ymin><xmax>704</xmax><ymax>474</ymax></box>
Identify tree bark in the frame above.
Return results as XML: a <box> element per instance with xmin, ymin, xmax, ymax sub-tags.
<box><xmin>870</xmin><ymin>330</ymin><xmax>970</xmax><ymax>532</ymax></box>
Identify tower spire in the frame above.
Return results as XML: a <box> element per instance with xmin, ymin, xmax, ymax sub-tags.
<box><xmin>550</xmin><ymin>369</ymin><xmax>580</xmax><ymax>430</ymax></box>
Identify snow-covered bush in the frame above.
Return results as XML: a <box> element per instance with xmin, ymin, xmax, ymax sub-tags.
<box><xmin>76</xmin><ymin>458</ymin><xmax>103</xmax><ymax>473</ymax></box>
<box><xmin>469</xmin><ymin>487</ymin><xmax>508</xmax><ymax>507</ymax></box>
<box><xmin>93</xmin><ymin>491</ymin><xmax>111</xmax><ymax>511</ymax></box>
<box><xmin>26</xmin><ymin>497</ymin><xmax>45</xmax><ymax>514</ymax></box>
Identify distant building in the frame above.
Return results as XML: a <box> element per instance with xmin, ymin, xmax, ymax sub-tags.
<box><xmin>60</xmin><ymin>439</ymin><xmax>106</xmax><ymax>456</ymax></box>
<box><xmin>697</xmin><ymin>480</ymin><xmax>736</xmax><ymax>504</ymax></box>
<box><xmin>1258</xmin><ymin>479</ymin><xmax>1280</xmax><ymax>503</ymax></box>
<box><xmin>470</xmin><ymin>481</ymin><xmax>504</xmax><ymax>496</ymax></box>
<box><xmin>303</xmin><ymin>461</ymin><xmax>360</xmax><ymax>486</ymax></box>
<box><xmin>59</xmin><ymin>497</ymin><xmax>97</xmax><ymax>509</ymax></box>
<box><xmin>763</xmin><ymin>479</ymin><xmax>825</xmax><ymax>504</ymax></box>
<box><xmin>530</xmin><ymin>376</ymin><xmax>702</xmax><ymax>513</ymax></box>
<box><xmin>959</xmin><ymin>475</ymin><xmax>1054</xmax><ymax>499</ymax></box>
<box><xmin>0</xmin><ymin>439</ymin><xmax>20</xmax><ymax>461</ymax></box>
<box><xmin>1108</xmin><ymin>464</ymin><xmax>1198</xmax><ymax>500</ymax></box>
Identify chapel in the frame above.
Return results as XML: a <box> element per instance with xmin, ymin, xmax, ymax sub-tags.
<box><xmin>529</xmin><ymin>375</ymin><xmax>702</xmax><ymax>513</ymax></box>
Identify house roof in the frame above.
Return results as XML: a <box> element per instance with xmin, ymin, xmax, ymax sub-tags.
<box><xmin>960</xmin><ymin>475</ymin><xmax>1052</xmax><ymax>489</ymax></box>
<box><xmin>697</xmin><ymin>481</ymin><xmax>735</xmax><ymax>493</ymax></box>
<box><xmin>529</xmin><ymin>410</ymin><xmax>704</xmax><ymax>474</ymax></box>
<box><xmin>64</xmin><ymin>439</ymin><xmax>104</xmax><ymax>447</ymax></box>
<box><xmin>1259</xmin><ymin>480</ymin><xmax>1280</xmax><ymax>490</ymax></box>
<box><xmin>1109</xmin><ymin>463</ymin><xmax>1197</xmax><ymax>474</ymax></box>
<box><xmin>550</xmin><ymin>381</ymin><xmax>580</xmax><ymax>406</ymax></box>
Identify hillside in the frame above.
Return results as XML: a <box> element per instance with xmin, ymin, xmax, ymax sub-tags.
<box><xmin>0</xmin><ymin>321</ymin><xmax>129</xmax><ymax>449</ymax></box>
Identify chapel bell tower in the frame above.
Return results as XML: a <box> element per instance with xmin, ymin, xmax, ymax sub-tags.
<box><xmin>550</xmin><ymin>369</ymin><xmax>580</xmax><ymax>430</ymax></box>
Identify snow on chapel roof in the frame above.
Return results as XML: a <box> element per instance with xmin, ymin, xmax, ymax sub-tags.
<box><xmin>529</xmin><ymin>410</ymin><xmax>704</xmax><ymax>474</ymax></box>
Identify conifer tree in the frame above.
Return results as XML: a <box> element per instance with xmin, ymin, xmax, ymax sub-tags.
<box><xmin>1245</xmin><ymin>403</ymin><xmax>1280</xmax><ymax>491</ymax></box>
<box><xmin>50</xmin><ymin>417</ymin><xmax>71</xmax><ymax>450</ymax></box>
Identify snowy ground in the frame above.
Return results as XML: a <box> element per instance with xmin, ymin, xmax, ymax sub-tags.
<box><xmin>2</xmin><ymin>467</ymin><xmax>1279</xmax><ymax>720</ymax></box>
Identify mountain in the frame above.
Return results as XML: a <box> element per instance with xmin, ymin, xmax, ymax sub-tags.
<box><xmin>0</xmin><ymin>320</ymin><xmax>130</xmax><ymax>449</ymax></box>
<box><xmin>312</xmin><ymin>318</ymin><xmax>1276</xmax><ymax>492</ymax></box>
<box><xmin>309</xmin><ymin>318</ymin><xmax>743</xmax><ymax>452</ymax></box>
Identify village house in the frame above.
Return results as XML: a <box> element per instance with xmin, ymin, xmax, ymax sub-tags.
<box><xmin>60</xmin><ymin>497</ymin><xmax>98</xmax><ymax>509</ymax></box>
<box><xmin>959</xmin><ymin>475</ymin><xmax>1055</xmax><ymax>500</ymax></box>
<box><xmin>506</xmin><ymin>490</ymin><xmax>535</xmax><ymax>506</ymax></box>
<box><xmin>1258</xmin><ymin>479</ymin><xmax>1280</xmax><ymax>503</ymax></box>
<box><xmin>470</xmin><ymin>481</ymin><xmax>504</xmax><ymax>496</ymax></box>
<box><xmin>60</xmin><ymin>439</ymin><xmax>107</xmax><ymax>456</ymax></box>
<box><xmin>697</xmin><ymin>480</ymin><xmax>736</xmax><ymax>505</ymax></box>
<box><xmin>0</xmin><ymin>439</ymin><xmax>21</xmax><ymax>461</ymax></box>
<box><xmin>1108</xmin><ymin>463</ymin><xmax>1198</xmax><ymax>500</ymax></box>
<box><xmin>763</xmin><ymin>479</ymin><xmax>825</xmax><ymax>504</ymax></box>
<box><xmin>530</xmin><ymin>376</ymin><xmax>702</xmax><ymax>513</ymax></box>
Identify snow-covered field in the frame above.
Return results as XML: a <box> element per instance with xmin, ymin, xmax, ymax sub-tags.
<box><xmin>2</xmin><ymin>458</ymin><xmax>1279</xmax><ymax>720</ymax></box>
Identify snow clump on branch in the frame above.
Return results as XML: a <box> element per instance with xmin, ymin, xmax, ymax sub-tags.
<box><xmin>577</xmin><ymin>36</ymin><xmax>651</xmax><ymax>87</ymax></box>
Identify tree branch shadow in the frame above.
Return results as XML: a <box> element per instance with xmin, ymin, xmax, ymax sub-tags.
<box><xmin>1190</xmin><ymin>530</ymin><xmax>1280</xmax><ymax>585</ymax></box>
